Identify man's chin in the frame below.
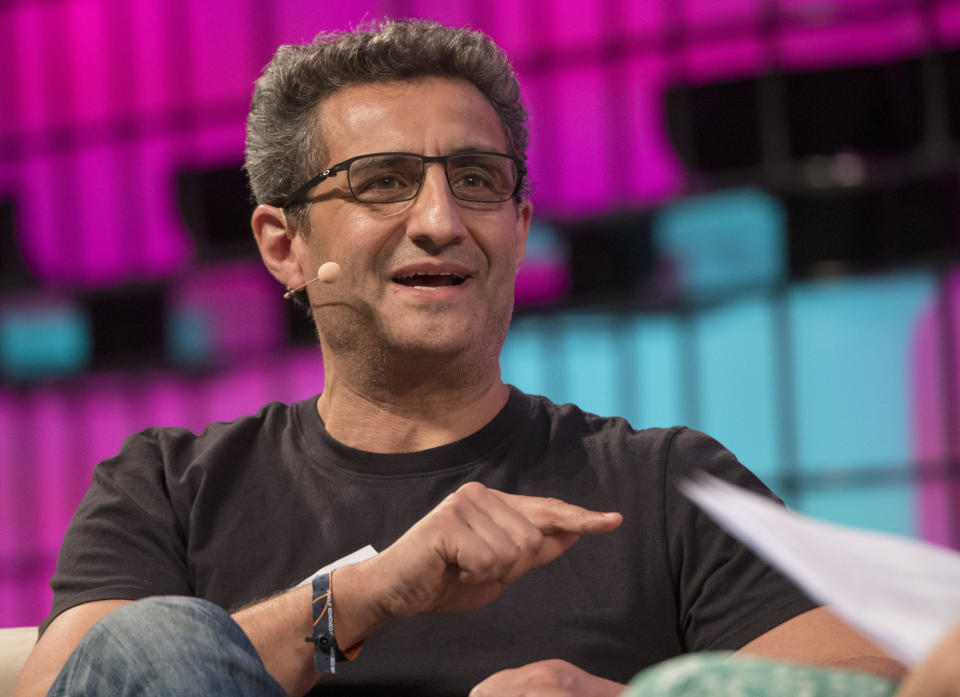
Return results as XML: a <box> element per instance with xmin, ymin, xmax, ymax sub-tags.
<box><xmin>386</xmin><ymin>333</ymin><xmax>479</xmax><ymax>358</ymax></box>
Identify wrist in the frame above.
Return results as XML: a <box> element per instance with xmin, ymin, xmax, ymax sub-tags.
<box><xmin>328</xmin><ymin>560</ymin><xmax>391</xmax><ymax>649</ymax></box>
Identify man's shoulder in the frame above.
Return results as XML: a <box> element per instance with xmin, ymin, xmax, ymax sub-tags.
<box><xmin>103</xmin><ymin>397</ymin><xmax>315</xmax><ymax>477</ymax></box>
<box><xmin>515</xmin><ymin>387</ymin><xmax>686</xmax><ymax>445</ymax></box>
<box><xmin>513</xmin><ymin>388</ymin><xmax>691</xmax><ymax>440</ymax></box>
<box><xmin>512</xmin><ymin>388</ymin><xmax>744</xmax><ymax>476</ymax></box>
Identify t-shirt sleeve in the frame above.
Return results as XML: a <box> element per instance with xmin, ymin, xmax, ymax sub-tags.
<box><xmin>662</xmin><ymin>427</ymin><xmax>819</xmax><ymax>652</ymax></box>
<box><xmin>39</xmin><ymin>430</ymin><xmax>192</xmax><ymax>635</ymax></box>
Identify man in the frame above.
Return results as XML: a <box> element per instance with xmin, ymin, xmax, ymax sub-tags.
<box><xmin>16</xmin><ymin>19</ymin><xmax>901</xmax><ymax>697</ymax></box>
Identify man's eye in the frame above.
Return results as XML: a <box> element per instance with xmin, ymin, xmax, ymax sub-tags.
<box><xmin>455</xmin><ymin>171</ymin><xmax>491</xmax><ymax>189</ymax></box>
<box><xmin>370</xmin><ymin>176</ymin><xmax>403</xmax><ymax>189</ymax></box>
<box><xmin>358</xmin><ymin>174</ymin><xmax>407</xmax><ymax>191</ymax></box>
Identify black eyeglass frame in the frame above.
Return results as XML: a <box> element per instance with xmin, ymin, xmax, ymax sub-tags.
<box><xmin>279</xmin><ymin>151</ymin><xmax>526</xmax><ymax>208</ymax></box>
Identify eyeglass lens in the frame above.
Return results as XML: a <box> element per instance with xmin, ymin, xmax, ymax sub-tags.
<box><xmin>347</xmin><ymin>154</ymin><xmax>517</xmax><ymax>203</ymax></box>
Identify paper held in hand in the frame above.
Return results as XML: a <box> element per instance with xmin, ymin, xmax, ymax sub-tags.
<box><xmin>680</xmin><ymin>473</ymin><xmax>960</xmax><ymax>667</ymax></box>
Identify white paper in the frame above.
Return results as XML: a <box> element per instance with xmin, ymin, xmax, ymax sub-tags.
<box><xmin>297</xmin><ymin>544</ymin><xmax>378</xmax><ymax>587</ymax></box>
<box><xmin>680</xmin><ymin>473</ymin><xmax>960</xmax><ymax>666</ymax></box>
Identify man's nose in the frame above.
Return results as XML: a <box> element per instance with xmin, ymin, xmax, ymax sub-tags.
<box><xmin>403</xmin><ymin>163</ymin><xmax>469</xmax><ymax>249</ymax></box>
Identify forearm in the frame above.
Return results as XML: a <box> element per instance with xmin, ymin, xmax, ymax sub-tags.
<box><xmin>821</xmin><ymin>655</ymin><xmax>906</xmax><ymax>681</ymax></box>
<box><xmin>232</xmin><ymin>584</ymin><xmax>317</xmax><ymax>696</ymax></box>
<box><xmin>233</xmin><ymin>486</ymin><xmax>620</xmax><ymax>695</ymax></box>
<box><xmin>232</xmin><ymin>562</ymin><xmax>389</xmax><ymax>697</ymax></box>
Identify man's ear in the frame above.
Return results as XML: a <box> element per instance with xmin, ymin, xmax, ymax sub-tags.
<box><xmin>252</xmin><ymin>204</ymin><xmax>307</xmax><ymax>289</ymax></box>
<box><xmin>513</xmin><ymin>199</ymin><xmax>533</xmax><ymax>270</ymax></box>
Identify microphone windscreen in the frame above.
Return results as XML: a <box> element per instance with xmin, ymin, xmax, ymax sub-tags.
<box><xmin>316</xmin><ymin>262</ymin><xmax>342</xmax><ymax>284</ymax></box>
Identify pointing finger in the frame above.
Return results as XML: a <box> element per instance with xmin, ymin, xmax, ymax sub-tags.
<box><xmin>491</xmin><ymin>491</ymin><xmax>622</xmax><ymax>536</ymax></box>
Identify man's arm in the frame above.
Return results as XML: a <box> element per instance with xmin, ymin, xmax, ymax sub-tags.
<box><xmin>738</xmin><ymin>606</ymin><xmax>906</xmax><ymax>679</ymax></box>
<box><xmin>15</xmin><ymin>483</ymin><xmax>622</xmax><ymax>697</ymax></box>
<box><xmin>14</xmin><ymin>600</ymin><xmax>132</xmax><ymax>697</ymax></box>
<box><xmin>895</xmin><ymin>619</ymin><xmax>960</xmax><ymax>697</ymax></box>
<box><xmin>469</xmin><ymin>607</ymin><xmax>905</xmax><ymax>697</ymax></box>
<box><xmin>239</xmin><ymin>482</ymin><xmax>621</xmax><ymax>695</ymax></box>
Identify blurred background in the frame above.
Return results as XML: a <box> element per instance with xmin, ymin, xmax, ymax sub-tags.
<box><xmin>3</xmin><ymin>0</ymin><xmax>960</xmax><ymax>627</ymax></box>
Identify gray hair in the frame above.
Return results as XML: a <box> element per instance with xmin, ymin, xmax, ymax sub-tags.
<box><xmin>244</xmin><ymin>19</ymin><xmax>530</xmax><ymax>218</ymax></box>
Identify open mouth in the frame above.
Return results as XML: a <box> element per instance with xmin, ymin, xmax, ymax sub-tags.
<box><xmin>393</xmin><ymin>272</ymin><xmax>468</xmax><ymax>288</ymax></box>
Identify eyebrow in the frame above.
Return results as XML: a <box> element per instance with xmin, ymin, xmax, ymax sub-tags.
<box><xmin>445</xmin><ymin>145</ymin><xmax>508</xmax><ymax>155</ymax></box>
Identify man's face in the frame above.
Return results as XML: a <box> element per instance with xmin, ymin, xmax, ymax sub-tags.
<box><xmin>294</xmin><ymin>77</ymin><xmax>532</xmax><ymax>363</ymax></box>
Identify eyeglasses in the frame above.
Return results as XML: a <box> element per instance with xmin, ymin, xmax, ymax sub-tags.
<box><xmin>280</xmin><ymin>151</ymin><xmax>524</xmax><ymax>208</ymax></box>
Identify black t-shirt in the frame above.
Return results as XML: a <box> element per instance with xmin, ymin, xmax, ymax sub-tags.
<box><xmin>44</xmin><ymin>387</ymin><xmax>816</xmax><ymax>695</ymax></box>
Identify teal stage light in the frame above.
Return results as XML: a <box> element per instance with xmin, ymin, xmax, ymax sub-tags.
<box><xmin>0</xmin><ymin>302</ymin><xmax>92</xmax><ymax>381</ymax></box>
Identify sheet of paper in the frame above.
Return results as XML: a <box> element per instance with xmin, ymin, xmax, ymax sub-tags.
<box><xmin>680</xmin><ymin>473</ymin><xmax>960</xmax><ymax>666</ymax></box>
<box><xmin>297</xmin><ymin>544</ymin><xmax>378</xmax><ymax>587</ymax></box>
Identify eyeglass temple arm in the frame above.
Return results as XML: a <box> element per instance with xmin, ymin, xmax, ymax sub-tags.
<box><xmin>280</xmin><ymin>166</ymin><xmax>345</xmax><ymax>209</ymax></box>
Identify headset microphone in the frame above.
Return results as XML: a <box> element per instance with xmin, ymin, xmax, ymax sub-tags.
<box><xmin>283</xmin><ymin>262</ymin><xmax>342</xmax><ymax>299</ymax></box>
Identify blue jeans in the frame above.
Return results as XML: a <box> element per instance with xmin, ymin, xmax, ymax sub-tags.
<box><xmin>47</xmin><ymin>596</ymin><xmax>288</xmax><ymax>697</ymax></box>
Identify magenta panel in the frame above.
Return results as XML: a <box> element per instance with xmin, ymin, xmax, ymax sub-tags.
<box><xmin>0</xmin><ymin>161</ymin><xmax>13</xmax><ymax>202</ymax></box>
<box><xmin>19</xmin><ymin>154</ymin><xmax>64</xmax><ymax>285</ymax></box>
<box><xmin>519</xmin><ymin>71</ymin><xmax>559</xmax><ymax>213</ymax></box>
<box><xmin>186</xmin><ymin>0</ymin><xmax>259</xmax><ymax>106</ymax></box>
<box><xmin>65</xmin><ymin>0</ymin><xmax>113</xmax><ymax>125</ymax></box>
<box><xmin>515</xmin><ymin>262</ymin><xmax>571</xmax><ymax>305</ymax></box>
<box><xmin>547</xmin><ymin>0</ymin><xmax>607</xmax><ymax>46</ymax></box>
<box><xmin>76</xmin><ymin>145</ymin><xmax>126</xmax><ymax>285</ymax></box>
<box><xmin>183</xmin><ymin>122</ymin><xmax>248</xmax><ymax>167</ymax></box>
<box><xmin>169</xmin><ymin>262</ymin><xmax>286</xmax><ymax>361</ymax></box>
<box><xmin>622</xmin><ymin>56</ymin><xmax>685</xmax><ymax>205</ymax></box>
<box><xmin>129</xmin><ymin>0</ymin><xmax>174</xmax><ymax>115</ymax></box>
<box><xmin>18</xmin><ymin>570</ymin><xmax>54</xmax><ymax>628</ymax></box>
<box><xmin>0</xmin><ymin>582</ymin><xmax>13</xmax><ymax>629</ymax></box>
<box><xmin>620</xmin><ymin>1</ymin><xmax>671</xmax><ymax>43</ymax></box>
<box><xmin>288</xmin><ymin>347</ymin><xmax>327</xmax><ymax>400</ymax></box>
<box><xmin>0</xmin><ymin>13</ymin><xmax>15</xmax><ymax>139</ymax></box>
<box><xmin>142</xmin><ymin>373</ymin><xmax>198</xmax><ymax>431</ymax></box>
<box><xmin>522</xmin><ymin>56</ymin><xmax>683</xmax><ymax>215</ymax></box>
<box><xmin>82</xmin><ymin>375</ymin><xmax>138</xmax><ymax>477</ymax></box>
<box><xmin>138</xmin><ymin>136</ymin><xmax>194</xmax><ymax>277</ymax></box>
<box><xmin>552</xmin><ymin>66</ymin><xmax>614</xmax><ymax>215</ymax></box>
<box><xmin>29</xmin><ymin>388</ymin><xmax>73</xmax><ymax>554</ymax></box>
<box><xmin>478</xmin><ymin>1</ymin><xmax>544</xmax><ymax>58</ymax></box>
<box><xmin>680</xmin><ymin>35</ymin><xmax>768</xmax><ymax>82</ymax></box>
<box><xmin>681</xmin><ymin>0</ymin><xmax>762</xmax><ymax>32</ymax></box>
<box><xmin>778</xmin><ymin>10</ymin><xmax>927</xmax><ymax>70</ymax></box>
<box><xmin>202</xmin><ymin>362</ymin><xmax>273</xmax><ymax>425</ymax></box>
<box><xmin>0</xmin><ymin>392</ymin><xmax>16</xmax><ymax>562</ymax></box>
<box><xmin>272</xmin><ymin>1</ymin><xmax>384</xmax><ymax>46</ymax></box>
<box><xmin>779</xmin><ymin>0</ymin><xmax>907</xmax><ymax>18</ymax></box>
<box><xmin>935</xmin><ymin>1</ymin><xmax>960</xmax><ymax>44</ymax></box>
<box><xmin>910</xmin><ymin>272</ymin><xmax>960</xmax><ymax>546</ymax></box>
<box><xmin>12</xmin><ymin>3</ymin><xmax>61</xmax><ymax>134</ymax></box>
<box><xmin>398</xmin><ymin>0</ymin><xmax>477</xmax><ymax>33</ymax></box>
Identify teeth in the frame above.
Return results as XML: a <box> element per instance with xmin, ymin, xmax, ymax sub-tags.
<box><xmin>394</xmin><ymin>271</ymin><xmax>468</xmax><ymax>288</ymax></box>
<box><xmin>398</xmin><ymin>272</ymin><xmax>460</xmax><ymax>279</ymax></box>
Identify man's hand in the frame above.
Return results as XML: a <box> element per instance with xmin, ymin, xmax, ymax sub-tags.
<box><xmin>895</xmin><ymin>621</ymin><xmax>960</xmax><ymax>697</ymax></box>
<box><xmin>340</xmin><ymin>482</ymin><xmax>621</xmax><ymax>634</ymax></box>
<box><xmin>236</xmin><ymin>482</ymin><xmax>620</xmax><ymax>695</ymax></box>
<box><xmin>469</xmin><ymin>659</ymin><xmax>625</xmax><ymax>697</ymax></box>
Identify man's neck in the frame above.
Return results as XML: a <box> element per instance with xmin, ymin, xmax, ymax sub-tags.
<box><xmin>316</xmin><ymin>363</ymin><xmax>510</xmax><ymax>454</ymax></box>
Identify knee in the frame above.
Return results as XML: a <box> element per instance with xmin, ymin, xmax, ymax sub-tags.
<box><xmin>51</xmin><ymin>596</ymin><xmax>275</xmax><ymax>696</ymax></box>
<box><xmin>88</xmin><ymin>596</ymin><xmax>237</xmax><ymax>655</ymax></box>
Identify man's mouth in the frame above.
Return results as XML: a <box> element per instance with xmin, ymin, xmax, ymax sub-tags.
<box><xmin>392</xmin><ymin>272</ymin><xmax>468</xmax><ymax>289</ymax></box>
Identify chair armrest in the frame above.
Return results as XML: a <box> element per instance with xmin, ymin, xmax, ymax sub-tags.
<box><xmin>0</xmin><ymin>627</ymin><xmax>38</xmax><ymax>697</ymax></box>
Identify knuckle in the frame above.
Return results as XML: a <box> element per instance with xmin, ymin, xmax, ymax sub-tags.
<box><xmin>519</xmin><ymin>528</ymin><xmax>544</xmax><ymax>550</ymax></box>
<box><xmin>433</xmin><ymin>496</ymin><xmax>460</xmax><ymax>522</ymax></box>
<box><xmin>474</xmin><ymin>546</ymin><xmax>497</xmax><ymax>569</ymax></box>
<box><xmin>528</xmin><ymin>661</ymin><xmax>563</xmax><ymax>685</ymax></box>
<box><xmin>499</xmin><ymin>543</ymin><xmax>521</xmax><ymax>567</ymax></box>
<box><xmin>457</xmin><ymin>481</ymin><xmax>487</xmax><ymax>496</ymax></box>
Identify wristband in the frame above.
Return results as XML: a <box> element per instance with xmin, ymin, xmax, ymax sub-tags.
<box><xmin>305</xmin><ymin>571</ymin><xmax>362</xmax><ymax>673</ymax></box>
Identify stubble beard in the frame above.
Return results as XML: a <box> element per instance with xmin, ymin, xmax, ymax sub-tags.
<box><xmin>315</xmin><ymin>297</ymin><xmax>513</xmax><ymax>395</ymax></box>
